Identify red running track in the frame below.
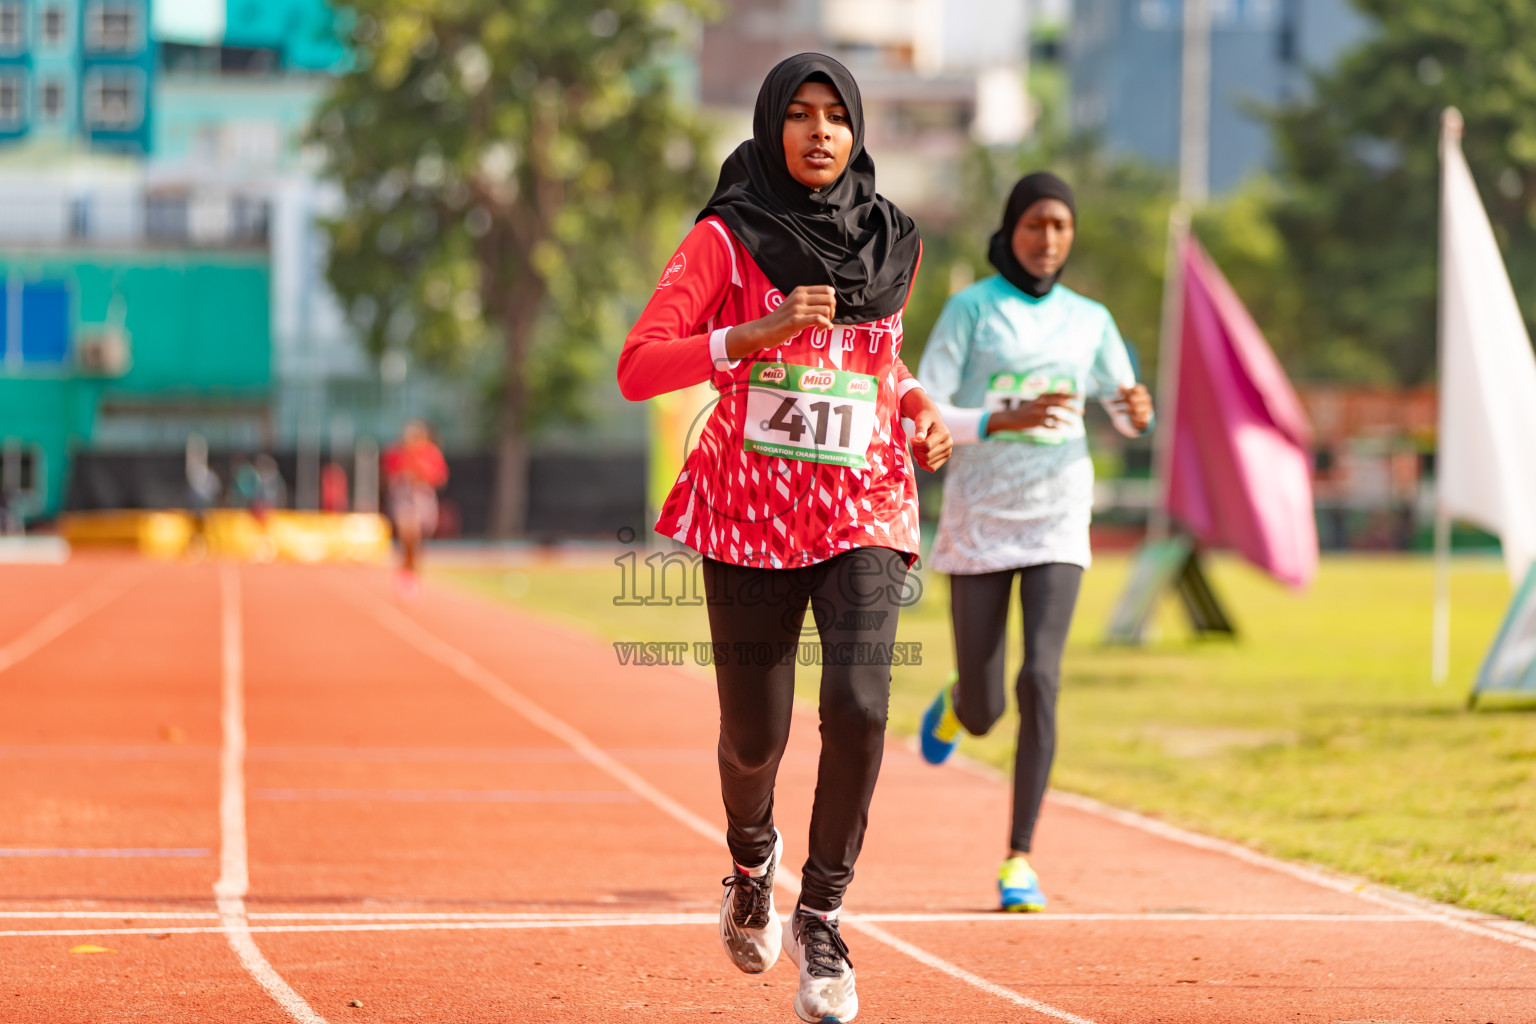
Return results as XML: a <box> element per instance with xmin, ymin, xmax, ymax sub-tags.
<box><xmin>2</xmin><ymin>556</ymin><xmax>1534</xmax><ymax>1023</ymax></box>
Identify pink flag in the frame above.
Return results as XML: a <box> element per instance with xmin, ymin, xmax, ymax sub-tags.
<box><xmin>1166</xmin><ymin>234</ymin><xmax>1318</xmax><ymax>589</ymax></box>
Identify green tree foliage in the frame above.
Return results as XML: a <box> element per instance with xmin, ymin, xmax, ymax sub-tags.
<box><xmin>1269</xmin><ymin>0</ymin><xmax>1536</xmax><ymax>384</ymax></box>
<box><xmin>313</xmin><ymin>0</ymin><xmax>711</xmax><ymax>535</ymax></box>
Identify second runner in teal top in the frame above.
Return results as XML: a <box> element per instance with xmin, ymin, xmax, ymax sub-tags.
<box><xmin>918</xmin><ymin>274</ymin><xmax>1142</xmax><ymax>574</ymax></box>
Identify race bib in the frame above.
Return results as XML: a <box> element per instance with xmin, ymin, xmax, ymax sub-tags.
<box><xmin>983</xmin><ymin>372</ymin><xmax>1085</xmax><ymax>445</ymax></box>
<box><xmin>743</xmin><ymin>362</ymin><xmax>879</xmax><ymax>469</ymax></box>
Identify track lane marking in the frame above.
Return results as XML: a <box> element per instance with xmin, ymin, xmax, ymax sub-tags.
<box><xmin>217</xmin><ymin>567</ymin><xmax>329</xmax><ymax>1024</ymax></box>
<box><xmin>0</xmin><ymin>744</ymin><xmax>723</xmax><ymax>763</ymax></box>
<box><xmin>0</xmin><ymin>911</ymin><xmax>1455</xmax><ymax>926</ymax></box>
<box><xmin>0</xmin><ymin>848</ymin><xmax>210</xmax><ymax>857</ymax></box>
<box><xmin>1046</xmin><ymin>790</ymin><xmax>1536</xmax><ymax>955</ymax></box>
<box><xmin>348</xmin><ymin>582</ymin><xmax>1101</xmax><ymax>1024</ymax></box>
<box><xmin>850</xmin><ymin>920</ymin><xmax>1098</xmax><ymax>1024</ymax></box>
<box><xmin>0</xmin><ymin>914</ymin><xmax>1459</xmax><ymax>941</ymax></box>
<box><xmin>0</xmin><ymin>567</ymin><xmax>145</xmax><ymax>677</ymax></box>
<box><xmin>251</xmin><ymin>787</ymin><xmax>636</xmax><ymax>803</ymax></box>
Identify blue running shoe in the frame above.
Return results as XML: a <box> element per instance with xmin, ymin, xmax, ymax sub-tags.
<box><xmin>998</xmin><ymin>856</ymin><xmax>1047</xmax><ymax>912</ymax></box>
<box><xmin>918</xmin><ymin>675</ymin><xmax>963</xmax><ymax>765</ymax></box>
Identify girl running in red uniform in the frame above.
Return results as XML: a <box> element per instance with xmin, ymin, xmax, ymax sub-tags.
<box><xmin>383</xmin><ymin>420</ymin><xmax>448</xmax><ymax>598</ymax></box>
<box><xmin>619</xmin><ymin>53</ymin><xmax>950</xmax><ymax>1023</ymax></box>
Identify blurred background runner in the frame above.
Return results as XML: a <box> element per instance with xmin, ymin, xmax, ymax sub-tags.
<box><xmin>383</xmin><ymin>420</ymin><xmax>449</xmax><ymax>597</ymax></box>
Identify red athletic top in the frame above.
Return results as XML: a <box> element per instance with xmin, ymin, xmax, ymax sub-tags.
<box><xmin>382</xmin><ymin>438</ymin><xmax>448</xmax><ymax>489</ymax></box>
<box><xmin>619</xmin><ymin>216</ymin><xmax>924</xmax><ymax>569</ymax></box>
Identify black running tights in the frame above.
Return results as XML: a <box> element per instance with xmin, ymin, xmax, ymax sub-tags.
<box><xmin>703</xmin><ymin>547</ymin><xmax>910</xmax><ymax>913</ymax></box>
<box><xmin>950</xmin><ymin>562</ymin><xmax>1082</xmax><ymax>854</ymax></box>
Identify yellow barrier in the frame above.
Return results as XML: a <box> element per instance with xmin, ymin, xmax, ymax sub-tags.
<box><xmin>250</xmin><ymin>511</ymin><xmax>392</xmax><ymax>565</ymax></box>
<box><xmin>60</xmin><ymin>510</ymin><xmax>392</xmax><ymax>564</ymax></box>
<box><xmin>60</xmin><ymin>510</ymin><xmax>196</xmax><ymax>559</ymax></box>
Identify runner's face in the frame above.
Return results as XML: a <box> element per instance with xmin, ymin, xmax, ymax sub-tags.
<box><xmin>782</xmin><ymin>81</ymin><xmax>853</xmax><ymax>190</ymax></box>
<box><xmin>1011</xmin><ymin>198</ymin><xmax>1075</xmax><ymax>280</ymax></box>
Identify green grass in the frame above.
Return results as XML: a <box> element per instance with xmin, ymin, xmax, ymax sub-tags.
<box><xmin>437</xmin><ymin>552</ymin><xmax>1536</xmax><ymax>923</ymax></box>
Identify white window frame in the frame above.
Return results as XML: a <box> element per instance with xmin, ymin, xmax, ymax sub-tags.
<box><xmin>0</xmin><ymin>72</ymin><xmax>25</xmax><ymax>129</ymax></box>
<box><xmin>0</xmin><ymin>2</ymin><xmax>25</xmax><ymax>54</ymax></box>
<box><xmin>37</xmin><ymin>77</ymin><xmax>66</xmax><ymax>122</ymax></box>
<box><xmin>83</xmin><ymin>67</ymin><xmax>145</xmax><ymax>131</ymax></box>
<box><xmin>84</xmin><ymin>1</ymin><xmax>144</xmax><ymax>54</ymax></box>
<box><xmin>39</xmin><ymin>3</ymin><xmax>68</xmax><ymax>47</ymax></box>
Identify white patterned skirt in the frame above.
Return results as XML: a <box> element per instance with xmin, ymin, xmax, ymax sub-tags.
<box><xmin>929</xmin><ymin>442</ymin><xmax>1095</xmax><ymax>575</ymax></box>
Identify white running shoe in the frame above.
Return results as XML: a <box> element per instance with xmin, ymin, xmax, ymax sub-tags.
<box><xmin>718</xmin><ymin>829</ymin><xmax>783</xmax><ymax>973</ymax></box>
<box><xmin>784</xmin><ymin>906</ymin><xmax>858</xmax><ymax>1023</ymax></box>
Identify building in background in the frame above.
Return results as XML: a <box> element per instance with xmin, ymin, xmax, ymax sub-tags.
<box><xmin>0</xmin><ymin>0</ymin><xmax>347</xmax><ymax>523</ymax></box>
<box><xmin>0</xmin><ymin>0</ymin><xmax>157</xmax><ymax>154</ymax></box>
<box><xmin>700</xmin><ymin>0</ymin><xmax>1035</xmax><ymax>217</ymax></box>
<box><xmin>0</xmin><ymin>1</ymin><xmax>646</xmax><ymax>533</ymax></box>
<box><xmin>0</xmin><ymin>1</ymin><xmax>486</xmax><ymax>524</ymax></box>
<box><xmin>1069</xmin><ymin>0</ymin><xmax>1367</xmax><ymax>192</ymax></box>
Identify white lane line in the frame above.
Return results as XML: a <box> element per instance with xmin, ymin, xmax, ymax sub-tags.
<box><xmin>0</xmin><ymin>918</ymin><xmax>714</xmax><ymax>939</ymax></box>
<box><xmin>0</xmin><ymin>745</ymin><xmax>215</xmax><ymax>760</ymax></box>
<box><xmin>0</xmin><ymin>567</ymin><xmax>143</xmax><ymax>677</ymax></box>
<box><xmin>349</xmin><ymin>593</ymin><xmax>727</xmax><ymax>848</ymax></box>
<box><xmin>851</xmin><ymin>921</ymin><xmax>1099</xmax><ymax>1024</ymax></box>
<box><xmin>0</xmin><ymin>912</ymin><xmax>222</xmax><ymax>920</ymax></box>
<box><xmin>251</xmin><ymin>787</ymin><xmax>636</xmax><ymax>803</ymax></box>
<box><xmin>351</xmin><ymin>586</ymin><xmax>1098</xmax><ymax>1024</ymax></box>
<box><xmin>0</xmin><ymin>848</ymin><xmax>210</xmax><ymax>857</ymax></box>
<box><xmin>216</xmin><ymin>567</ymin><xmax>329</xmax><ymax>1024</ymax></box>
<box><xmin>0</xmin><ymin>911</ymin><xmax>1451</xmax><ymax>926</ymax></box>
<box><xmin>0</xmin><ymin>745</ymin><xmax>722</xmax><ymax>763</ymax></box>
<box><xmin>1047</xmin><ymin>790</ymin><xmax>1536</xmax><ymax>955</ymax></box>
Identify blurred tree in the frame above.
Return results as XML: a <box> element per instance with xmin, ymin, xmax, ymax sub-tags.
<box><xmin>1269</xmin><ymin>0</ymin><xmax>1536</xmax><ymax>384</ymax></box>
<box><xmin>313</xmin><ymin>0</ymin><xmax>711</xmax><ymax>537</ymax></box>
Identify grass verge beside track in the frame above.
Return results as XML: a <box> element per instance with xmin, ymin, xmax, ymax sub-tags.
<box><xmin>437</xmin><ymin>552</ymin><xmax>1536</xmax><ymax>924</ymax></box>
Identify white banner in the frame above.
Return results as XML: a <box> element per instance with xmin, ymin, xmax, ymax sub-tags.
<box><xmin>1438</xmin><ymin>111</ymin><xmax>1536</xmax><ymax>586</ymax></box>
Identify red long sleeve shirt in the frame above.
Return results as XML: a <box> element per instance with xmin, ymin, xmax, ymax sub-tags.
<box><xmin>619</xmin><ymin>216</ymin><xmax>925</xmax><ymax>569</ymax></box>
<box><xmin>382</xmin><ymin>439</ymin><xmax>448</xmax><ymax>489</ymax></box>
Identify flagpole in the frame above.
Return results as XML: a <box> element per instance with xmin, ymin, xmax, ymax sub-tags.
<box><xmin>1148</xmin><ymin>205</ymin><xmax>1190</xmax><ymax>544</ymax></box>
<box><xmin>1149</xmin><ymin>0</ymin><xmax>1208</xmax><ymax>541</ymax></box>
<box><xmin>1431</xmin><ymin>107</ymin><xmax>1462</xmax><ymax>685</ymax></box>
<box><xmin>1432</xmin><ymin>507</ymin><xmax>1451</xmax><ymax>683</ymax></box>
<box><xmin>1178</xmin><ymin>0</ymin><xmax>1210</xmax><ymax>204</ymax></box>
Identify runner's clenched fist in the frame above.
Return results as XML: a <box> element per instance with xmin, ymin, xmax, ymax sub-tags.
<box><xmin>726</xmin><ymin>285</ymin><xmax>837</xmax><ymax>358</ymax></box>
<box><xmin>903</xmin><ymin>390</ymin><xmax>953</xmax><ymax>471</ymax></box>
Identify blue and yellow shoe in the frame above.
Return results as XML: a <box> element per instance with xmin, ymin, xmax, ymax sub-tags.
<box><xmin>918</xmin><ymin>675</ymin><xmax>963</xmax><ymax>765</ymax></box>
<box><xmin>998</xmin><ymin>856</ymin><xmax>1047</xmax><ymax>912</ymax></box>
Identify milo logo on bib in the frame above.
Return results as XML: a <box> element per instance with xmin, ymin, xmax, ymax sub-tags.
<box><xmin>983</xmin><ymin>371</ymin><xmax>1086</xmax><ymax>445</ymax></box>
<box><xmin>743</xmin><ymin>362</ymin><xmax>881</xmax><ymax>469</ymax></box>
<box><xmin>799</xmin><ymin>369</ymin><xmax>836</xmax><ymax>392</ymax></box>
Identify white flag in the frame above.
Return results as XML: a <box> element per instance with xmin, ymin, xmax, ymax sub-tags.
<box><xmin>1438</xmin><ymin>109</ymin><xmax>1536</xmax><ymax>586</ymax></box>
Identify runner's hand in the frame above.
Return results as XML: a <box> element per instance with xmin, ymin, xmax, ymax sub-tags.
<box><xmin>725</xmin><ymin>286</ymin><xmax>837</xmax><ymax>358</ymax></box>
<box><xmin>1111</xmin><ymin>383</ymin><xmax>1154</xmax><ymax>432</ymax></box>
<box><xmin>986</xmin><ymin>392</ymin><xmax>1078</xmax><ymax>434</ymax></box>
<box><xmin>904</xmin><ymin>391</ymin><xmax>952</xmax><ymax>471</ymax></box>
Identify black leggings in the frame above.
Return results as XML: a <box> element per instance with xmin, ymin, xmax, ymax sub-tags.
<box><xmin>950</xmin><ymin>563</ymin><xmax>1082</xmax><ymax>854</ymax></box>
<box><xmin>704</xmin><ymin>547</ymin><xmax>910</xmax><ymax>912</ymax></box>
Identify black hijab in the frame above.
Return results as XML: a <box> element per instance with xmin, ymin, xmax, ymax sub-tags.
<box><xmin>988</xmin><ymin>172</ymin><xmax>1077</xmax><ymax>299</ymax></box>
<box><xmin>698</xmin><ymin>53</ymin><xmax>920</xmax><ymax>325</ymax></box>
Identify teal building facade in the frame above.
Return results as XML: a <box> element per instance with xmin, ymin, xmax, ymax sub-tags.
<box><xmin>0</xmin><ymin>0</ymin><xmax>346</xmax><ymax>523</ymax></box>
<box><xmin>0</xmin><ymin>253</ymin><xmax>269</xmax><ymax>519</ymax></box>
<box><xmin>0</xmin><ymin>0</ymin><xmax>157</xmax><ymax>153</ymax></box>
